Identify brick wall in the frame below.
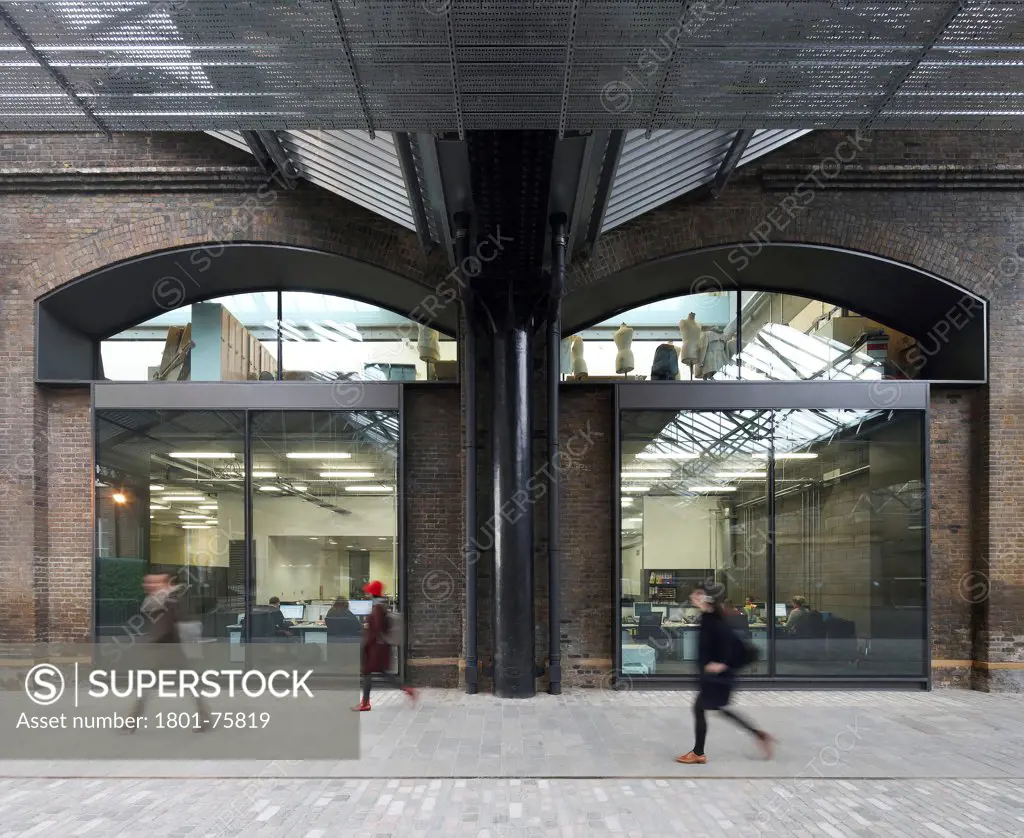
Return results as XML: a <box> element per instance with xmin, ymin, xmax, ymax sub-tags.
<box><xmin>403</xmin><ymin>384</ymin><xmax>464</xmax><ymax>686</ymax></box>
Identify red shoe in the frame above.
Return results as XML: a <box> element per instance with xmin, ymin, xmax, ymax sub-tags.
<box><xmin>402</xmin><ymin>686</ymin><xmax>419</xmax><ymax>703</ymax></box>
<box><xmin>756</xmin><ymin>731</ymin><xmax>776</xmax><ymax>760</ymax></box>
<box><xmin>352</xmin><ymin>700</ymin><xmax>371</xmax><ymax>712</ymax></box>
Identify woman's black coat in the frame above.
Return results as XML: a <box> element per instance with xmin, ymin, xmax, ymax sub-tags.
<box><xmin>697</xmin><ymin>609</ymin><xmax>741</xmax><ymax>710</ymax></box>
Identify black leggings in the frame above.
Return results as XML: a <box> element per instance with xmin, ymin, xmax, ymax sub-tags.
<box><xmin>692</xmin><ymin>694</ymin><xmax>761</xmax><ymax>756</ymax></box>
<box><xmin>361</xmin><ymin>671</ymin><xmax>404</xmax><ymax>703</ymax></box>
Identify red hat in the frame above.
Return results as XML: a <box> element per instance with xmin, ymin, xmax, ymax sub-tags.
<box><xmin>363</xmin><ymin>580</ymin><xmax>384</xmax><ymax>597</ymax></box>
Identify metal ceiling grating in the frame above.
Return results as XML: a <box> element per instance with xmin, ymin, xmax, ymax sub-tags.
<box><xmin>1</xmin><ymin>1</ymin><xmax>1022</xmax><ymax>131</ymax></box>
<box><xmin>601</xmin><ymin>128</ymin><xmax>811</xmax><ymax>232</ymax></box>
<box><xmin>208</xmin><ymin>129</ymin><xmax>416</xmax><ymax>231</ymax></box>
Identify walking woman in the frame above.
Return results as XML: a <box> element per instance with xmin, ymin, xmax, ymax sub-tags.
<box><xmin>353</xmin><ymin>580</ymin><xmax>418</xmax><ymax>711</ymax></box>
<box><xmin>676</xmin><ymin>583</ymin><xmax>775</xmax><ymax>764</ymax></box>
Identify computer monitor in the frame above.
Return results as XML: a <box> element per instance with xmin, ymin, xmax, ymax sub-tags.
<box><xmin>774</xmin><ymin>603</ymin><xmax>788</xmax><ymax>618</ymax></box>
<box><xmin>634</xmin><ymin>602</ymin><xmax>653</xmax><ymax>617</ymax></box>
<box><xmin>279</xmin><ymin>604</ymin><xmax>305</xmax><ymax>621</ymax></box>
<box><xmin>348</xmin><ymin>600</ymin><xmax>373</xmax><ymax>617</ymax></box>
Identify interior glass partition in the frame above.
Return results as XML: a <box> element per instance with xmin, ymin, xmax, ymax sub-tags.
<box><xmin>94</xmin><ymin>383</ymin><xmax>402</xmax><ymax>674</ymax></box>
<box><xmin>617</xmin><ymin>382</ymin><xmax>928</xmax><ymax>684</ymax></box>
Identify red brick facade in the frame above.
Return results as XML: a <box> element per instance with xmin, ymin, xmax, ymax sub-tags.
<box><xmin>1</xmin><ymin>129</ymin><xmax>1018</xmax><ymax>690</ymax></box>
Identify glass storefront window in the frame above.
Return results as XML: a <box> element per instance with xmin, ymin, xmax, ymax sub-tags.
<box><xmin>95</xmin><ymin>407</ymin><xmax>400</xmax><ymax>672</ymax></box>
<box><xmin>566</xmin><ymin>291</ymin><xmax>915</xmax><ymax>382</ymax></box>
<box><xmin>620</xmin><ymin>405</ymin><xmax>926</xmax><ymax>680</ymax></box>
<box><xmin>99</xmin><ymin>291</ymin><xmax>456</xmax><ymax>383</ymax></box>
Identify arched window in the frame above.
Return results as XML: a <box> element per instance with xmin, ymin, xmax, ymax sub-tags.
<box><xmin>100</xmin><ymin>291</ymin><xmax>457</xmax><ymax>383</ymax></box>
<box><xmin>563</xmin><ymin>290</ymin><xmax>914</xmax><ymax>383</ymax></box>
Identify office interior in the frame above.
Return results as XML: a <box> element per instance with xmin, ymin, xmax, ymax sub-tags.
<box><xmin>95</xmin><ymin>407</ymin><xmax>399</xmax><ymax>657</ymax></box>
<box><xmin>619</xmin><ymin>405</ymin><xmax>926</xmax><ymax>681</ymax></box>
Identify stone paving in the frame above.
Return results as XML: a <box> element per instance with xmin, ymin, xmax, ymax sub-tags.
<box><xmin>0</xmin><ymin>689</ymin><xmax>1022</xmax><ymax>837</ymax></box>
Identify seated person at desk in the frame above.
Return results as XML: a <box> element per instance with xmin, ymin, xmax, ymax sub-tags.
<box><xmin>325</xmin><ymin>597</ymin><xmax>363</xmax><ymax>637</ymax></box>
<box><xmin>269</xmin><ymin>596</ymin><xmax>295</xmax><ymax>636</ymax></box>
<box><xmin>782</xmin><ymin>596</ymin><xmax>811</xmax><ymax>634</ymax></box>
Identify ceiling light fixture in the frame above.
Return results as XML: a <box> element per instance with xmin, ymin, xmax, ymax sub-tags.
<box><xmin>320</xmin><ymin>471</ymin><xmax>375</xmax><ymax>479</ymax></box>
<box><xmin>169</xmin><ymin>452</ymin><xmax>236</xmax><ymax>460</ymax></box>
<box><xmin>162</xmin><ymin>495</ymin><xmax>205</xmax><ymax>502</ymax></box>
<box><xmin>343</xmin><ymin>485</ymin><xmax>392</xmax><ymax>493</ymax></box>
<box><xmin>291</xmin><ymin>485</ymin><xmax>308</xmax><ymax>492</ymax></box>
<box><xmin>623</xmin><ymin>471</ymin><xmax>672</xmax><ymax>479</ymax></box>
<box><xmin>689</xmin><ymin>486</ymin><xmax>738</xmax><ymax>492</ymax></box>
<box><xmin>258</xmin><ymin>486</ymin><xmax>282</xmax><ymax>493</ymax></box>
<box><xmin>149</xmin><ymin>484</ymin><xmax>164</xmax><ymax>492</ymax></box>
<box><xmin>286</xmin><ymin>452</ymin><xmax>352</xmax><ymax>459</ymax></box>
<box><xmin>198</xmin><ymin>504</ymin><xmax>217</xmax><ymax>510</ymax></box>
<box><xmin>621</xmin><ymin>486</ymin><xmax>651</xmax><ymax>493</ymax></box>
<box><xmin>178</xmin><ymin>514</ymin><xmax>208</xmax><ymax>520</ymax></box>
<box><xmin>182</xmin><ymin>525</ymin><xmax>211</xmax><ymax>530</ymax></box>
<box><xmin>636</xmin><ymin>451</ymin><xmax>699</xmax><ymax>460</ymax></box>
<box><xmin>150</xmin><ymin>503</ymin><xmax>169</xmax><ymax>510</ymax></box>
<box><xmin>714</xmin><ymin>472</ymin><xmax>767</xmax><ymax>479</ymax></box>
<box><xmin>751</xmin><ymin>452</ymin><xmax>818</xmax><ymax>460</ymax></box>
<box><xmin>251</xmin><ymin>471</ymin><xmax>277</xmax><ymax>478</ymax></box>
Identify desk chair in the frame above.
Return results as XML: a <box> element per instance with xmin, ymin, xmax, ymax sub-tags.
<box><xmin>635</xmin><ymin>613</ymin><xmax>666</xmax><ymax>657</ymax></box>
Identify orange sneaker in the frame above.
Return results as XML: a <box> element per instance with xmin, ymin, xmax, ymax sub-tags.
<box><xmin>675</xmin><ymin>751</ymin><xmax>707</xmax><ymax>764</ymax></box>
<box><xmin>352</xmin><ymin>700</ymin><xmax>371</xmax><ymax>712</ymax></box>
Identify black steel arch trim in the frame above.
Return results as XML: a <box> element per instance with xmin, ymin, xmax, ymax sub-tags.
<box><xmin>563</xmin><ymin>242</ymin><xmax>987</xmax><ymax>383</ymax></box>
<box><xmin>37</xmin><ymin>242</ymin><xmax>457</xmax><ymax>383</ymax></box>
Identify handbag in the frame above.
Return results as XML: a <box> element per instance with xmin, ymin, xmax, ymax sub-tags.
<box><xmin>379</xmin><ymin>611</ymin><xmax>403</xmax><ymax>647</ymax></box>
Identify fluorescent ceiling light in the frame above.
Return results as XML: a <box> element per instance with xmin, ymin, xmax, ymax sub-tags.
<box><xmin>751</xmin><ymin>452</ymin><xmax>818</xmax><ymax>460</ymax></box>
<box><xmin>163</xmin><ymin>495</ymin><xmax>205</xmax><ymax>502</ymax></box>
<box><xmin>689</xmin><ymin>486</ymin><xmax>738</xmax><ymax>492</ymax></box>
<box><xmin>621</xmin><ymin>497</ymin><xmax>634</xmax><ymax>506</ymax></box>
<box><xmin>258</xmin><ymin>486</ymin><xmax>282</xmax><ymax>493</ymax></box>
<box><xmin>150</xmin><ymin>503</ymin><xmax>168</xmax><ymax>510</ymax></box>
<box><xmin>344</xmin><ymin>485</ymin><xmax>392</xmax><ymax>493</ymax></box>
<box><xmin>292</xmin><ymin>485</ymin><xmax>308</xmax><ymax>492</ymax></box>
<box><xmin>169</xmin><ymin>452</ymin><xmax>236</xmax><ymax>459</ymax></box>
<box><xmin>252</xmin><ymin>471</ymin><xmax>277</xmax><ymax>478</ymax></box>
<box><xmin>715</xmin><ymin>472</ymin><xmax>767</xmax><ymax>479</ymax></box>
<box><xmin>178</xmin><ymin>514</ymin><xmax>209</xmax><ymax>520</ymax></box>
<box><xmin>623</xmin><ymin>471</ymin><xmax>672</xmax><ymax>479</ymax></box>
<box><xmin>621</xmin><ymin>486</ymin><xmax>651</xmax><ymax>493</ymax></box>
<box><xmin>182</xmin><ymin>525</ymin><xmax>211</xmax><ymax>530</ymax></box>
<box><xmin>198</xmin><ymin>504</ymin><xmax>217</xmax><ymax>510</ymax></box>
<box><xmin>149</xmin><ymin>484</ymin><xmax>164</xmax><ymax>492</ymax></box>
<box><xmin>286</xmin><ymin>452</ymin><xmax>352</xmax><ymax>459</ymax></box>
<box><xmin>378</xmin><ymin>537</ymin><xmax>388</xmax><ymax>541</ymax></box>
<box><xmin>622</xmin><ymin>517</ymin><xmax>643</xmax><ymax>528</ymax></box>
<box><xmin>637</xmin><ymin>451</ymin><xmax>699</xmax><ymax>460</ymax></box>
<box><xmin>320</xmin><ymin>471</ymin><xmax>375</xmax><ymax>479</ymax></box>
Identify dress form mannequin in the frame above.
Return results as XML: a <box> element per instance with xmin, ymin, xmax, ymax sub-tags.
<box><xmin>560</xmin><ymin>337</ymin><xmax>572</xmax><ymax>377</ymax></box>
<box><xmin>570</xmin><ymin>334</ymin><xmax>588</xmax><ymax>378</ymax></box>
<box><xmin>613</xmin><ymin>323</ymin><xmax>634</xmax><ymax>374</ymax></box>
<box><xmin>417</xmin><ymin>324</ymin><xmax>441</xmax><ymax>363</ymax></box>
<box><xmin>678</xmin><ymin>313</ymin><xmax>701</xmax><ymax>366</ymax></box>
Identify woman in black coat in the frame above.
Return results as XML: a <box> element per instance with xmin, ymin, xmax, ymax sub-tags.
<box><xmin>676</xmin><ymin>584</ymin><xmax>775</xmax><ymax>764</ymax></box>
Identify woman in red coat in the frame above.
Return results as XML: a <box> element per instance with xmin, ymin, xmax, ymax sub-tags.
<box><xmin>354</xmin><ymin>580</ymin><xmax>418</xmax><ymax>711</ymax></box>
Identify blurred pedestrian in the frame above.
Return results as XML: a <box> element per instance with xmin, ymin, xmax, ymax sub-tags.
<box><xmin>676</xmin><ymin>583</ymin><xmax>774</xmax><ymax>764</ymax></box>
<box><xmin>352</xmin><ymin>580</ymin><xmax>417</xmax><ymax>711</ymax></box>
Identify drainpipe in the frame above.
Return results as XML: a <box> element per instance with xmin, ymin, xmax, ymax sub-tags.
<box><xmin>547</xmin><ymin>213</ymin><xmax>568</xmax><ymax>695</ymax></box>
<box><xmin>454</xmin><ymin>213</ymin><xmax>478</xmax><ymax>694</ymax></box>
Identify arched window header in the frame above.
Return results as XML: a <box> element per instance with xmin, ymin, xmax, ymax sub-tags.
<box><xmin>36</xmin><ymin>243</ymin><xmax>458</xmax><ymax>383</ymax></box>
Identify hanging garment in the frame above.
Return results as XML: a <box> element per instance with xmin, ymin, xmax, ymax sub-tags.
<box><xmin>700</xmin><ymin>330</ymin><xmax>730</xmax><ymax>378</ymax></box>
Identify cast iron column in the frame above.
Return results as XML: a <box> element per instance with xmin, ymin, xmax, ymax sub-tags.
<box><xmin>491</xmin><ymin>295</ymin><xmax>535</xmax><ymax>698</ymax></box>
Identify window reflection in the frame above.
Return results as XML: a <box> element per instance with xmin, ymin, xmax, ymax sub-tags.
<box><xmin>620</xmin><ymin>407</ymin><xmax>926</xmax><ymax>680</ymax></box>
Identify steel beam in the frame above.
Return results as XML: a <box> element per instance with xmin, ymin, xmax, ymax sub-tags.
<box><xmin>393</xmin><ymin>133</ymin><xmax>436</xmax><ymax>254</ymax></box>
<box><xmin>0</xmin><ymin>2</ymin><xmax>111</xmax><ymax>137</ymax></box>
<box><xmin>584</xmin><ymin>130</ymin><xmax>626</xmax><ymax>257</ymax></box>
<box><xmin>329</xmin><ymin>0</ymin><xmax>376</xmax><ymax>139</ymax></box>
<box><xmin>710</xmin><ymin>129</ymin><xmax>755</xmax><ymax>197</ymax></box>
<box><xmin>442</xmin><ymin>4</ymin><xmax>465</xmax><ymax>141</ymax></box>
<box><xmin>557</xmin><ymin>0</ymin><xmax>581</xmax><ymax>140</ymax></box>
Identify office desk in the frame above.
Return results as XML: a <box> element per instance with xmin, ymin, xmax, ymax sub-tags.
<box><xmin>226</xmin><ymin>624</ymin><xmax>328</xmax><ymax>643</ymax></box>
<box><xmin>622</xmin><ymin>643</ymin><xmax>657</xmax><ymax>675</ymax></box>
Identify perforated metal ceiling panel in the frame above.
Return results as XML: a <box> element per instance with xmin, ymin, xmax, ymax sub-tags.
<box><xmin>1</xmin><ymin>0</ymin><xmax>1021</xmax><ymax>132</ymax></box>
